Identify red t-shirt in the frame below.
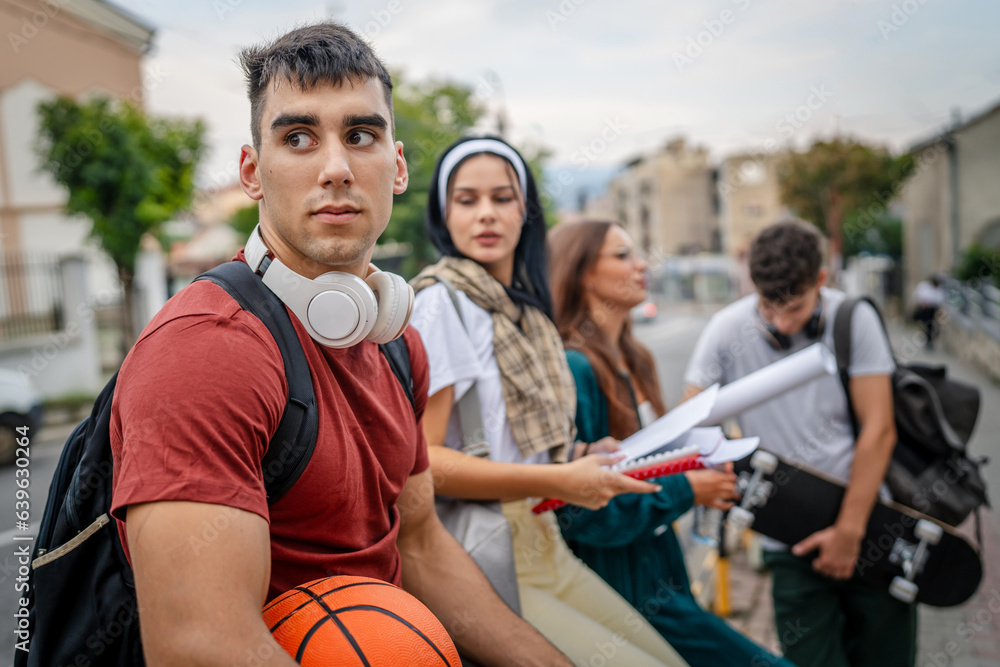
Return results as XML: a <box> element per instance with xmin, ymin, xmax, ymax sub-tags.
<box><xmin>110</xmin><ymin>268</ymin><xmax>429</xmax><ymax>600</ymax></box>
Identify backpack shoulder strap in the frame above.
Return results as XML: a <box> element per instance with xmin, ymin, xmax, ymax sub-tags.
<box><xmin>379</xmin><ymin>337</ymin><xmax>414</xmax><ymax>412</ymax></box>
<box><xmin>833</xmin><ymin>295</ymin><xmax>864</xmax><ymax>439</ymax></box>
<box><xmin>196</xmin><ymin>261</ymin><xmax>318</xmax><ymax>505</ymax></box>
<box><xmin>833</xmin><ymin>296</ymin><xmax>861</xmax><ymax>381</ymax></box>
<box><xmin>833</xmin><ymin>294</ymin><xmax>893</xmax><ymax>440</ymax></box>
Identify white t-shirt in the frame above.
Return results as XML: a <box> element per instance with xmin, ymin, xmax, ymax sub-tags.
<box><xmin>411</xmin><ymin>283</ymin><xmax>551</xmax><ymax>466</ymax></box>
<box><xmin>684</xmin><ymin>288</ymin><xmax>894</xmax><ymax>484</ymax></box>
<box><xmin>912</xmin><ymin>281</ymin><xmax>946</xmax><ymax>308</ymax></box>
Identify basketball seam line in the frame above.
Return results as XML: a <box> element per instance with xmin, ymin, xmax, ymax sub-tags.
<box><xmin>332</xmin><ymin>605</ymin><xmax>454</xmax><ymax>666</ymax></box>
<box><xmin>266</xmin><ymin>580</ymin><xmax>399</xmax><ymax>632</ymax></box>
<box><xmin>298</xmin><ymin>587</ymin><xmax>372</xmax><ymax>667</ymax></box>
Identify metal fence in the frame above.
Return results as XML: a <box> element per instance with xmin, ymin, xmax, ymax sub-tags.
<box><xmin>0</xmin><ymin>252</ymin><xmax>64</xmax><ymax>342</ymax></box>
<box><xmin>944</xmin><ymin>276</ymin><xmax>1000</xmax><ymax>342</ymax></box>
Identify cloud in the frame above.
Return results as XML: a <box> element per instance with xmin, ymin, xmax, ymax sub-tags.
<box><xmin>103</xmin><ymin>0</ymin><xmax>999</xmax><ymax>182</ymax></box>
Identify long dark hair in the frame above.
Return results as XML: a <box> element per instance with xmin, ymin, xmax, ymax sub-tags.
<box><xmin>548</xmin><ymin>220</ymin><xmax>666</xmax><ymax>439</ymax></box>
<box><xmin>425</xmin><ymin>136</ymin><xmax>553</xmax><ymax>318</ymax></box>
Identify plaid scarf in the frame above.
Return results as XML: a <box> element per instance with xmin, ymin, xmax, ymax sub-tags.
<box><xmin>413</xmin><ymin>257</ymin><xmax>575</xmax><ymax>462</ymax></box>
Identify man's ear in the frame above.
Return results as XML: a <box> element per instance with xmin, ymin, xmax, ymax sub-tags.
<box><xmin>240</xmin><ymin>145</ymin><xmax>264</xmax><ymax>201</ymax></box>
<box><xmin>816</xmin><ymin>266</ymin><xmax>828</xmax><ymax>289</ymax></box>
<box><xmin>393</xmin><ymin>141</ymin><xmax>408</xmax><ymax>195</ymax></box>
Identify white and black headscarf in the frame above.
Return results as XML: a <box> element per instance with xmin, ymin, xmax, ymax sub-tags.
<box><xmin>424</xmin><ymin>136</ymin><xmax>554</xmax><ymax>319</ymax></box>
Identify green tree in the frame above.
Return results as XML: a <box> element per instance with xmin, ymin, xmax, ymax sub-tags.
<box><xmin>385</xmin><ymin>74</ymin><xmax>485</xmax><ymax>277</ymax></box>
<box><xmin>36</xmin><ymin>96</ymin><xmax>205</xmax><ymax>347</ymax></box>
<box><xmin>842</xmin><ymin>213</ymin><xmax>903</xmax><ymax>260</ymax></box>
<box><xmin>957</xmin><ymin>243</ymin><xmax>1000</xmax><ymax>288</ymax></box>
<box><xmin>230</xmin><ymin>203</ymin><xmax>259</xmax><ymax>239</ymax></box>
<box><xmin>778</xmin><ymin>138</ymin><xmax>914</xmax><ymax>273</ymax></box>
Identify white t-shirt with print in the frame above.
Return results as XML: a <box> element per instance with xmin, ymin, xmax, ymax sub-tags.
<box><xmin>411</xmin><ymin>282</ymin><xmax>551</xmax><ymax>466</ymax></box>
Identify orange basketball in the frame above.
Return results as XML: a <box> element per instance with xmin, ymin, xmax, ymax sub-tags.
<box><xmin>263</xmin><ymin>575</ymin><xmax>461</xmax><ymax>666</ymax></box>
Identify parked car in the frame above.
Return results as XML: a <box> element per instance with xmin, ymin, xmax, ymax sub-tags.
<box><xmin>0</xmin><ymin>369</ymin><xmax>44</xmax><ymax>465</ymax></box>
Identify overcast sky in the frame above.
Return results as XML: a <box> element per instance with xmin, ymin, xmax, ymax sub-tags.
<box><xmin>110</xmin><ymin>0</ymin><xmax>1000</xmax><ymax>196</ymax></box>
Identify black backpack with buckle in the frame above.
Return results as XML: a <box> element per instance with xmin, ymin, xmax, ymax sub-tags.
<box><xmin>833</xmin><ymin>295</ymin><xmax>989</xmax><ymax>528</ymax></box>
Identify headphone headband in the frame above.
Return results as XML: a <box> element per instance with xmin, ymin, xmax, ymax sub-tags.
<box><xmin>756</xmin><ymin>296</ymin><xmax>826</xmax><ymax>351</ymax></box>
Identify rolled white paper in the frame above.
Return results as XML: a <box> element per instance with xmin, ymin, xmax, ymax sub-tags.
<box><xmin>698</xmin><ymin>342</ymin><xmax>836</xmax><ymax>427</ymax></box>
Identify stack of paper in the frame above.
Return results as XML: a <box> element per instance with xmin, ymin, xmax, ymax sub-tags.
<box><xmin>615</xmin><ymin>343</ymin><xmax>835</xmax><ymax>468</ymax></box>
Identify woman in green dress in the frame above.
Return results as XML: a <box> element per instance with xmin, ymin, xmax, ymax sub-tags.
<box><xmin>547</xmin><ymin>219</ymin><xmax>797</xmax><ymax>667</ymax></box>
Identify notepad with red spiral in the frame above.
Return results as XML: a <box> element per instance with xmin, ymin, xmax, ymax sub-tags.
<box><xmin>531</xmin><ymin>445</ymin><xmax>704</xmax><ymax>514</ymax></box>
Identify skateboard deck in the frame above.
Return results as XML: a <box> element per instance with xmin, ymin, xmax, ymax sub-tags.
<box><xmin>732</xmin><ymin>450</ymin><xmax>982</xmax><ymax>607</ymax></box>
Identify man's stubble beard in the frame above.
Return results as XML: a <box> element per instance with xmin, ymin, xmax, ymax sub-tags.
<box><xmin>298</xmin><ymin>229</ymin><xmax>378</xmax><ymax>271</ymax></box>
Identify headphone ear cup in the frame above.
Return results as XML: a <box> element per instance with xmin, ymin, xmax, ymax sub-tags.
<box><xmin>804</xmin><ymin>300</ymin><xmax>826</xmax><ymax>339</ymax></box>
<box><xmin>766</xmin><ymin>327</ymin><xmax>791</xmax><ymax>350</ymax></box>
<box><xmin>365</xmin><ymin>270</ymin><xmax>413</xmax><ymax>344</ymax></box>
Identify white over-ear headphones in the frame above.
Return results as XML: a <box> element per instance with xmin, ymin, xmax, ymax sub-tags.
<box><xmin>244</xmin><ymin>224</ymin><xmax>413</xmax><ymax>348</ymax></box>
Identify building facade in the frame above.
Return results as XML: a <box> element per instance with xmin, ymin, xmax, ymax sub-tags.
<box><xmin>1</xmin><ymin>0</ymin><xmax>154</xmax><ymax>268</ymax></box>
<box><xmin>606</xmin><ymin>138</ymin><xmax>719</xmax><ymax>262</ymax></box>
<box><xmin>0</xmin><ymin>0</ymin><xmax>155</xmax><ymax>395</ymax></box>
<box><xmin>717</xmin><ymin>150</ymin><xmax>790</xmax><ymax>261</ymax></box>
<box><xmin>901</xmin><ymin>100</ymin><xmax>1000</xmax><ymax>297</ymax></box>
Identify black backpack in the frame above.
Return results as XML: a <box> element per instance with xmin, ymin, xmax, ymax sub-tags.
<box><xmin>15</xmin><ymin>260</ymin><xmax>414</xmax><ymax>667</ymax></box>
<box><xmin>834</xmin><ymin>295</ymin><xmax>989</xmax><ymax>527</ymax></box>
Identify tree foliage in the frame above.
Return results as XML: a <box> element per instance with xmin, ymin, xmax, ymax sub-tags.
<box><xmin>36</xmin><ymin>96</ymin><xmax>205</xmax><ymax>343</ymax></box>
<box><xmin>384</xmin><ymin>73</ymin><xmax>485</xmax><ymax>277</ymax></box>
<box><xmin>229</xmin><ymin>203</ymin><xmax>259</xmax><ymax>240</ymax></box>
<box><xmin>842</xmin><ymin>213</ymin><xmax>903</xmax><ymax>260</ymax></box>
<box><xmin>777</xmin><ymin>138</ymin><xmax>914</xmax><ymax>266</ymax></box>
<box><xmin>957</xmin><ymin>242</ymin><xmax>1000</xmax><ymax>288</ymax></box>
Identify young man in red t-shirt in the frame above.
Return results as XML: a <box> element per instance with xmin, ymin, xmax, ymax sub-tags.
<box><xmin>110</xmin><ymin>22</ymin><xmax>571</xmax><ymax>666</ymax></box>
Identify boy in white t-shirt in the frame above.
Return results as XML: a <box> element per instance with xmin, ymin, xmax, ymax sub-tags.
<box><xmin>683</xmin><ymin>221</ymin><xmax>916</xmax><ymax>667</ymax></box>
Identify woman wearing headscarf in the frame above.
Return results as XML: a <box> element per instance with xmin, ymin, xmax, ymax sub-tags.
<box><xmin>548</xmin><ymin>219</ymin><xmax>797</xmax><ymax>667</ymax></box>
<box><xmin>410</xmin><ymin>137</ymin><xmax>688</xmax><ymax>667</ymax></box>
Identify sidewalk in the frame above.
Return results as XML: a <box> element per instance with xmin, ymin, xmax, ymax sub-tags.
<box><xmin>688</xmin><ymin>320</ymin><xmax>1000</xmax><ymax>666</ymax></box>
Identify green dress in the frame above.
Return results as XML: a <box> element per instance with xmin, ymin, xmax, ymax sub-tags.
<box><xmin>559</xmin><ymin>350</ymin><xmax>795</xmax><ymax>667</ymax></box>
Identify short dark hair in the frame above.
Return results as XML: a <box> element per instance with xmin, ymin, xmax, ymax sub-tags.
<box><xmin>749</xmin><ymin>220</ymin><xmax>824</xmax><ymax>303</ymax></box>
<box><xmin>239</xmin><ymin>23</ymin><xmax>394</xmax><ymax>149</ymax></box>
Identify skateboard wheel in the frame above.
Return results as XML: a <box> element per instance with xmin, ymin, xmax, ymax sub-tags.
<box><xmin>750</xmin><ymin>450</ymin><xmax>778</xmax><ymax>475</ymax></box>
<box><xmin>890</xmin><ymin>576</ymin><xmax>918</xmax><ymax>604</ymax></box>
<box><xmin>914</xmin><ymin>519</ymin><xmax>943</xmax><ymax>545</ymax></box>
<box><xmin>728</xmin><ymin>506</ymin><xmax>755</xmax><ymax>529</ymax></box>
